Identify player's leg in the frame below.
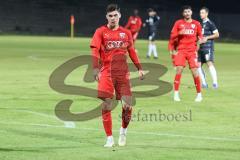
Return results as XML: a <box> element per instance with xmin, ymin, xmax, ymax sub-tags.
<box><xmin>197</xmin><ymin>51</ymin><xmax>208</xmax><ymax>88</ymax></box>
<box><xmin>101</xmin><ymin>98</ymin><xmax>114</xmax><ymax>147</ymax></box>
<box><xmin>206</xmin><ymin>50</ymin><xmax>218</xmax><ymax>88</ymax></box>
<box><xmin>98</xmin><ymin>76</ymin><xmax>115</xmax><ymax>147</ymax></box>
<box><xmin>151</xmin><ymin>32</ymin><xmax>158</xmax><ymax>59</ymax></box>
<box><xmin>147</xmin><ymin>42</ymin><xmax>153</xmax><ymax>58</ymax></box>
<box><xmin>173</xmin><ymin>52</ymin><xmax>186</xmax><ymax>101</ymax></box>
<box><xmin>188</xmin><ymin>53</ymin><xmax>202</xmax><ymax>102</ymax></box>
<box><xmin>119</xmin><ymin>95</ymin><xmax>133</xmax><ymax>146</ymax></box>
<box><xmin>174</xmin><ymin>66</ymin><xmax>184</xmax><ymax>101</ymax></box>
<box><xmin>115</xmin><ymin>75</ymin><xmax>132</xmax><ymax>146</ymax></box>
<box><xmin>147</xmin><ymin>32</ymin><xmax>154</xmax><ymax>58</ymax></box>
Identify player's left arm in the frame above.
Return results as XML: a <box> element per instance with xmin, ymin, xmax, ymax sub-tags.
<box><xmin>154</xmin><ymin>16</ymin><xmax>160</xmax><ymax>26</ymax></box>
<box><xmin>127</xmin><ymin>31</ymin><xmax>144</xmax><ymax>80</ymax></box>
<box><xmin>206</xmin><ymin>22</ymin><xmax>220</xmax><ymax>40</ymax></box>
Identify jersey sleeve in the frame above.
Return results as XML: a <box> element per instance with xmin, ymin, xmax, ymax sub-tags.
<box><xmin>210</xmin><ymin>21</ymin><xmax>218</xmax><ymax>33</ymax></box>
<box><xmin>168</xmin><ymin>21</ymin><xmax>179</xmax><ymax>51</ymax></box>
<box><xmin>196</xmin><ymin>22</ymin><xmax>203</xmax><ymax>39</ymax></box>
<box><xmin>125</xmin><ymin>17</ymin><xmax>131</xmax><ymax>29</ymax></box>
<box><xmin>136</xmin><ymin>17</ymin><xmax>142</xmax><ymax>31</ymax></box>
<box><xmin>127</xmin><ymin>31</ymin><xmax>142</xmax><ymax>70</ymax></box>
<box><xmin>90</xmin><ymin>28</ymin><xmax>102</xmax><ymax>69</ymax></box>
<box><xmin>154</xmin><ymin>16</ymin><xmax>160</xmax><ymax>25</ymax></box>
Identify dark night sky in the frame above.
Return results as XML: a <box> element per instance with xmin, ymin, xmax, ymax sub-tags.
<box><xmin>1</xmin><ymin>0</ymin><xmax>237</xmax><ymax>14</ymax></box>
<box><xmin>57</xmin><ymin>0</ymin><xmax>240</xmax><ymax>14</ymax></box>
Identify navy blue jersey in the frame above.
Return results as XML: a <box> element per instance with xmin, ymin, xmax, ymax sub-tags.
<box><xmin>200</xmin><ymin>18</ymin><xmax>218</xmax><ymax>51</ymax></box>
<box><xmin>145</xmin><ymin>15</ymin><xmax>160</xmax><ymax>33</ymax></box>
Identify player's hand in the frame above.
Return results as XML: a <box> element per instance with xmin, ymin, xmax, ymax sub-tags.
<box><xmin>199</xmin><ymin>37</ymin><xmax>208</xmax><ymax>44</ymax></box>
<box><xmin>138</xmin><ymin>70</ymin><xmax>144</xmax><ymax>80</ymax></box>
<box><xmin>93</xmin><ymin>68</ymin><xmax>100</xmax><ymax>82</ymax></box>
<box><xmin>143</xmin><ymin>23</ymin><xmax>146</xmax><ymax>27</ymax></box>
<box><xmin>170</xmin><ymin>50</ymin><xmax>177</xmax><ymax>55</ymax></box>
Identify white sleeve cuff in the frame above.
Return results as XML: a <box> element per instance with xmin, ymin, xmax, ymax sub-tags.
<box><xmin>213</xmin><ymin>29</ymin><xmax>219</xmax><ymax>33</ymax></box>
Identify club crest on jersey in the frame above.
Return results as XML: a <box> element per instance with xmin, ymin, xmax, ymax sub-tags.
<box><xmin>119</xmin><ymin>32</ymin><xmax>126</xmax><ymax>39</ymax></box>
<box><xmin>191</xmin><ymin>24</ymin><xmax>196</xmax><ymax>29</ymax></box>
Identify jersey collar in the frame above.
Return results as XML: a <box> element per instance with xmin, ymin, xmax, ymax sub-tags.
<box><xmin>203</xmin><ymin>18</ymin><xmax>209</xmax><ymax>23</ymax></box>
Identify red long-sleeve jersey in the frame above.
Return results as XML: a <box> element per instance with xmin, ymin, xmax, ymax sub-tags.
<box><xmin>168</xmin><ymin>19</ymin><xmax>203</xmax><ymax>52</ymax></box>
<box><xmin>125</xmin><ymin>16</ymin><xmax>142</xmax><ymax>34</ymax></box>
<box><xmin>90</xmin><ymin>25</ymin><xmax>142</xmax><ymax>76</ymax></box>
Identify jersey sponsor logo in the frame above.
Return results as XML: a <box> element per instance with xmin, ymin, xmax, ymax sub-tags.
<box><xmin>182</xmin><ymin>29</ymin><xmax>195</xmax><ymax>35</ymax></box>
<box><xmin>106</xmin><ymin>40</ymin><xmax>128</xmax><ymax>50</ymax></box>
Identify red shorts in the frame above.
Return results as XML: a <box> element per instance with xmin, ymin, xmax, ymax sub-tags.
<box><xmin>98</xmin><ymin>73</ymin><xmax>132</xmax><ymax>100</ymax></box>
<box><xmin>174</xmin><ymin>51</ymin><xmax>199</xmax><ymax>68</ymax></box>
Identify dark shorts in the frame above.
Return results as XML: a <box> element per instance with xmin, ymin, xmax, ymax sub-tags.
<box><xmin>148</xmin><ymin>32</ymin><xmax>156</xmax><ymax>41</ymax></box>
<box><xmin>198</xmin><ymin>49</ymin><xmax>214</xmax><ymax>63</ymax></box>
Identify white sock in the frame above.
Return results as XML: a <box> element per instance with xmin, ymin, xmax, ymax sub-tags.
<box><xmin>147</xmin><ymin>44</ymin><xmax>153</xmax><ymax>57</ymax></box>
<box><xmin>152</xmin><ymin>44</ymin><xmax>158</xmax><ymax>57</ymax></box>
<box><xmin>209</xmin><ymin>65</ymin><xmax>218</xmax><ymax>84</ymax></box>
<box><xmin>107</xmin><ymin>135</ymin><xmax>113</xmax><ymax>140</ymax></box>
<box><xmin>120</xmin><ymin>127</ymin><xmax>127</xmax><ymax>135</ymax></box>
<box><xmin>198</xmin><ymin>67</ymin><xmax>207</xmax><ymax>85</ymax></box>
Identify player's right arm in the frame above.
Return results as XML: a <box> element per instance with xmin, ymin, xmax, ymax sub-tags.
<box><xmin>124</xmin><ymin>17</ymin><xmax>131</xmax><ymax>29</ymax></box>
<box><xmin>168</xmin><ymin>21</ymin><xmax>179</xmax><ymax>54</ymax></box>
<box><xmin>90</xmin><ymin>28</ymin><xmax>102</xmax><ymax>81</ymax></box>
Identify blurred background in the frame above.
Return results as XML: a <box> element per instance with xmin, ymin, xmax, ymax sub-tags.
<box><xmin>0</xmin><ymin>0</ymin><xmax>239</xmax><ymax>40</ymax></box>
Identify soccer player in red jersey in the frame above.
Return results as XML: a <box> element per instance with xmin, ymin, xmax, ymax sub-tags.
<box><xmin>90</xmin><ymin>4</ymin><xmax>144</xmax><ymax>147</ymax></box>
<box><xmin>125</xmin><ymin>9</ymin><xmax>142</xmax><ymax>43</ymax></box>
<box><xmin>168</xmin><ymin>5</ymin><xmax>205</xmax><ymax>102</ymax></box>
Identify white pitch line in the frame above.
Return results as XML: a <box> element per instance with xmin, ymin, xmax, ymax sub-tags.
<box><xmin>1</xmin><ymin>121</ymin><xmax>240</xmax><ymax>142</ymax></box>
<box><xmin>16</xmin><ymin>109</ymin><xmax>76</xmax><ymax>128</ymax></box>
<box><xmin>27</xmin><ymin>55</ymin><xmax>39</xmax><ymax>61</ymax></box>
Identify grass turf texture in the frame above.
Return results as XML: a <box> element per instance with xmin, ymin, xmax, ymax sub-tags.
<box><xmin>0</xmin><ymin>35</ymin><xmax>240</xmax><ymax>160</ymax></box>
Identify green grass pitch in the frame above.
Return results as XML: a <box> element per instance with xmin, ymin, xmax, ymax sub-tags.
<box><xmin>0</xmin><ymin>35</ymin><xmax>240</xmax><ymax>160</ymax></box>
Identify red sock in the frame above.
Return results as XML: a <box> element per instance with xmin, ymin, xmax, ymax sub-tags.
<box><xmin>102</xmin><ymin>110</ymin><xmax>112</xmax><ymax>136</ymax></box>
<box><xmin>122</xmin><ymin>106</ymin><xmax>132</xmax><ymax>129</ymax></box>
<box><xmin>174</xmin><ymin>74</ymin><xmax>182</xmax><ymax>91</ymax></box>
<box><xmin>194</xmin><ymin>76</ymin><xmax>201</xmax><ymax>93</ymax></box>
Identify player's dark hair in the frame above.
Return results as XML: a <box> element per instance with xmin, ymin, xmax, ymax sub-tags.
<box><xmin>106</xmin><ymin>4</ymin><xmax>120</xmax><ymax>13</ymax></box>
<box><xmin>147</xmin><ymin>8</ymin><xmax>154</xmax><ymax>13</ymax></box>
<box><xmin>201</xmin><ymin>7</ymin><xmax>209</xmax><ymax>13</ymax></box>
<box><xmin>181</xmin><ymin>5</ymin><xmax>192</xmax><ymax>13</ymax></box>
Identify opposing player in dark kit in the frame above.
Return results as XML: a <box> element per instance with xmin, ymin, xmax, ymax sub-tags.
<box><xmin>144</xmin><ymin>8</ymin><xmax>160</xmax><ymax>59</ymax></box>
<box><xmin>198</xmin><ymin>7</ymin><xmax>220</xmax><ymax>89</ymax></box>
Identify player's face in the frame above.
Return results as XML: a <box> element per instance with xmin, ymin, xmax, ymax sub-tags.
<box><xmin>148</xmin><ymin>11</ymin><xmax>155</xmax><ymax>17</ymax></box>
<box><xmin>106</xmin><ymin>10</ymin><xmax>121</xmax><ymax>28</ymax></box>
<box><xmin>200</xmin><ymin>9</ymin><xmax>208</xmax><ymax>20</ymax></box>
<box><xmin>182</xmin><ymin>9</ymin><xmax>192</xmax><ymax>20</ymax></box>
<box><xmin>134</xmin><ymin>9</ymin><xmax>138</xmax><ymax>16</ymax></box>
